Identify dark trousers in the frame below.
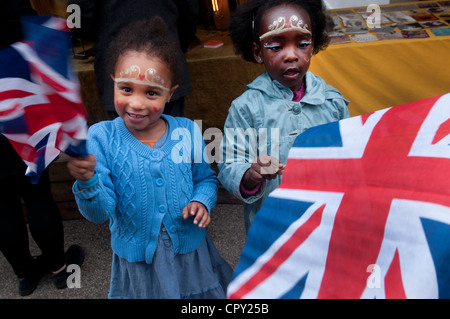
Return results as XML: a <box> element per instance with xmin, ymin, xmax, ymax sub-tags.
<box><xmin>0</xmin><ymin>169</ymin><xmax>65</xmax><ymax>278</ymax></box>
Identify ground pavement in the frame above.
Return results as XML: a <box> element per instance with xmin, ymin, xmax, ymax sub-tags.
<box><xmin>0</xmin><ymin>203</ymin><xmax>246</xmax><ymax>299</ymax></box>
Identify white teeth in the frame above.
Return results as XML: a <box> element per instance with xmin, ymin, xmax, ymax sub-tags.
<box><xmin>128</xmin><ymin>113</ymin><xmax>145</xmax><ymax>118</ymax></box>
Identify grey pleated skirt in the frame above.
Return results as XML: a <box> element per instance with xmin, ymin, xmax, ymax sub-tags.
<box><xmin>107</xmin><ymin>229</ymin><xmax>233</xmax><ymax>299</ymax></box>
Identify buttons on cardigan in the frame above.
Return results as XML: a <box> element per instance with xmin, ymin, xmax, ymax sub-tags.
<box><xmin>161</xmin><ymin>225</ymin><xmax>177</xmax><ymax>233</ymax></box>
<box><xmin>151</xmin><ymin>150</ymin><xmax>163</xmax><ymax>161</ymax></box>
<box><xmin>156</xmin><ymin>178</ymin><xmax>164</xmax><ymax>187</ymax></box>
<box><xmin>158</xmin><ymin>204</ymin><xmax>166</xmax><ymax>213</ymax></box>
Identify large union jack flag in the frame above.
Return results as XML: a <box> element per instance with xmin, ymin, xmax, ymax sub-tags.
<box><xmin>0</xmin><ymin>16</ymin><xmax>87</xmax><ymax>183</ymax></box>
<box><xmin>227</xmin><ymin>94</ymin><xmax>450</xmax><ymax>299</ymax></box>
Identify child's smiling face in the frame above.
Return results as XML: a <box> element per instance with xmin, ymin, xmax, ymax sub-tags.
<box><xmin>112</xmin><ymin>51</ymin><xmax>178</xmax><ymax>139</ymax></box>
<box><xmin>253</xmin><ymin>4</ymin><xmax>313</xmax><ymax>92</ymax></box>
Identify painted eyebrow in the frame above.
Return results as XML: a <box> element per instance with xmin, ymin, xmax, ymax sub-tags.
<box><xmin>263</xmin><ymin>40</ymin><xmax>311</xmax><ymax>49</ymax></box>
<box><xmin>263</xmin><ymin>43</ymin><xmax>280</xmax><ymax>49</ymax></box>
<box><xmin>115</xmin><ymin>80</ymin><xmax>168</xmax><ymax>92</ymax></box>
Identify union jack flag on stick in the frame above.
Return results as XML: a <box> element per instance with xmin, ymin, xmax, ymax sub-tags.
<box><xmin>227</xmin><ymin>94</ymin><xmax>450</xmax><ymax>299</ymax></box>
<box><xmin>0</xmin><ymin>16</ymin><xmax>87</xmax><ymax>183</ymax></box>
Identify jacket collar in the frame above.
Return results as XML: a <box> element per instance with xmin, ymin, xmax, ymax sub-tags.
<box><xmin>247</xmin><ymin>71</ymin><xmax>326</xmax><ymax>105</ymax></box>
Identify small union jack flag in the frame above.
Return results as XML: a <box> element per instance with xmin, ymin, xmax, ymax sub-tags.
<box><xmin>0</xmin><ymin>16</ymin><xmax>87</xmax><ymax>183</ymax></box>
<box><xmin>227</xmin><ymin>94</ymin><xmax>450</xmax><ymax>299</ymax></box>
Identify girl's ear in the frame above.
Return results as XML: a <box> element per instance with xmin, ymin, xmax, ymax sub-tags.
<box><xmin>167</xmin><ymin>84</ymin><xmax>179</xmax><ymax>103</ymax></box>
<box><xmin>252</xmin><ymin>42</ymin><xmax>263</xmax><ymax>64</ymax></box>
<box><xmin>110</xmin><ymin>73</ymin><xmax>115</xmax><ymax>81</ymax></box>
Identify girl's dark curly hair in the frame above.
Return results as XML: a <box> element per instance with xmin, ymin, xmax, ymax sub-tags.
<box><xmin>229</xmin><ymin>0</ymin><xmax>329</xmax><ymax>62</ymax></box>
<box><xmin>105</xmin><ymin>16</ymin><xmax>180</xmax><ymax>86</ymax></box>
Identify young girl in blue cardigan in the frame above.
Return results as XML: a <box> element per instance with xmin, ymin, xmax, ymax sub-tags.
<box><xmin>67</xmin><ymin>17</ymin><xmax>232</xmax><ymax>299</ymax></box>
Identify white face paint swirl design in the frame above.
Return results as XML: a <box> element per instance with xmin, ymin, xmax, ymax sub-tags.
<box><xmin>114</xmin><ymin>65</ymin><xmax>170</xmax><ymax>91</ymax></box>
<box><xmin>259</xmin><ymin>15</ymin><xmax>311</xmax><ymax>41</ymax></box>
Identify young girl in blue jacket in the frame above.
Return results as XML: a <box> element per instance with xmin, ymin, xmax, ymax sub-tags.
<box><xmin>218</xmin><ymin>0</ymin><xmax>350</xmax><ymax>232</ymax></box>
<box><xmin>67</xmin><ymin>17</ymin><xmax>232</xmax><ymax>298</ymax></box>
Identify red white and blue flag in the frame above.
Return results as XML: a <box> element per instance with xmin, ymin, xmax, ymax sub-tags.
<box><xmin>0</xmin><ymin>16</ymin><xmax>87</xmax><ymax>183</ymax></box>
<box><xmin>227</xmin><ymin>94</ymin><xmax>450</xmax><ymax>299</ymax></box>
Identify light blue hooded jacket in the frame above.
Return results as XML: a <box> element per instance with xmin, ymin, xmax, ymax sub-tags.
<box><xmin>217</xmin><ymin>71</ymin><xmax>350</xmax><ymax>232</ymax></box>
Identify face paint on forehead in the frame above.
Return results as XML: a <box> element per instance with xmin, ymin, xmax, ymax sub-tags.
<box><xmin>114</xmin><ymin>65</ymin><xmax>170</xmax><ymax>92</ymax></box>
<box><xmin>259</xmin><ymin>15</ymin><xmax>311</xmax><ymax>41</ymax></box>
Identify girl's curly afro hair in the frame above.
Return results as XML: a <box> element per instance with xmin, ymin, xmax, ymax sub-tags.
<box><xmin>105</xmin><ymin>16</ymin><xmax>181</xmax><ymax>85</ymax></box>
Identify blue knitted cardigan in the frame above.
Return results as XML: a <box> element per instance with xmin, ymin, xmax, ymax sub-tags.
<box><xmin>72</xmin><ymin>115</ymin><xmax>218</xmax><ymax>264</ymax></box>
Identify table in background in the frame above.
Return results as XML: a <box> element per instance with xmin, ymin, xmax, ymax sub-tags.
<box><xmin>310</xmin><ymin>1</ymin><xmax>450</xmax><ymax>116</ymax></box>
